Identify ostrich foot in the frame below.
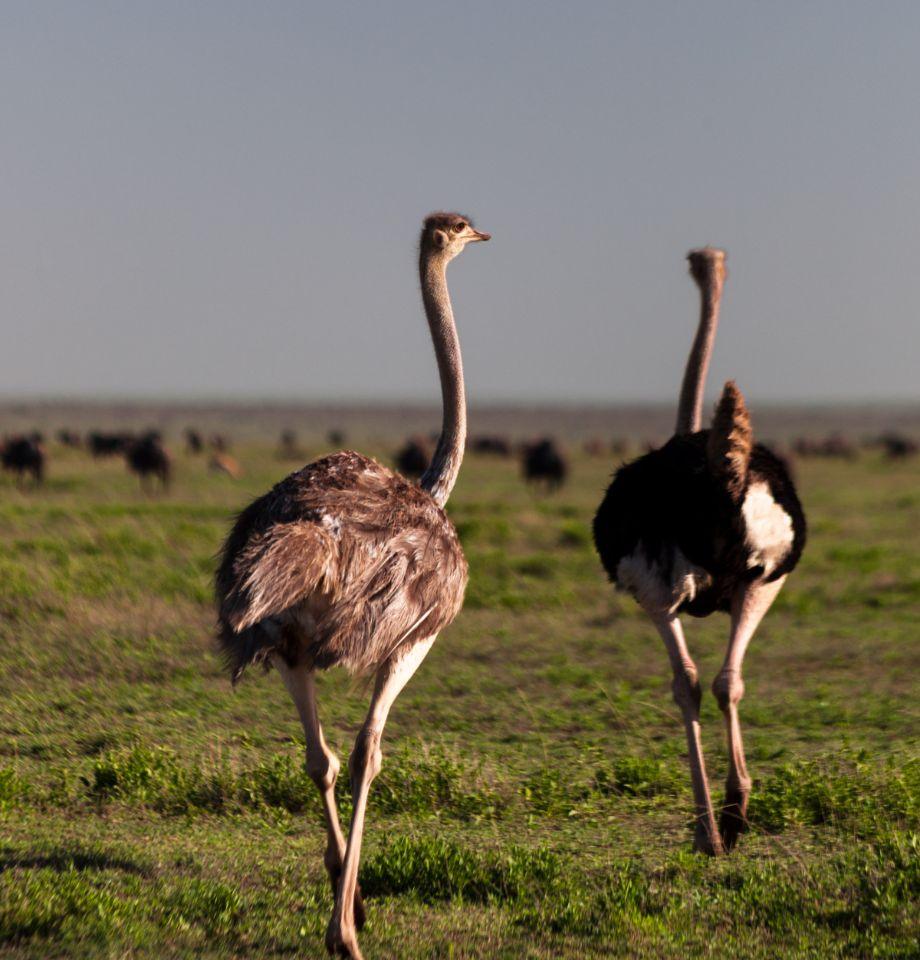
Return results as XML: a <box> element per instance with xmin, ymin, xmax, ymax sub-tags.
<box><xmin>327</xmin><ymin>871</ymin><xmax>366</xmax><ymax>931</ymax></box>
<box><xmin>693</xmin><ymin>818</ymin><xmax>725</xmax><ymax>856</ymax></box>
<box><xmin>325</xmin><ymin>917</ymin><xmax>363</xmax><ymax>959</ymax></box>
<box><xmin>719</xmin><ymin>786</ymin><xmax>750</xmax><ymax>852</ymax></box>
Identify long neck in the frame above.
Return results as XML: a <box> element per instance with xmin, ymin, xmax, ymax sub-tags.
<box><xmin>675</xmin><ymin>277</ymin><xmax>722</xmax><ymax>435</ymax></box>
<box><xmin>418</xmin><ymin>252</ymin><xmax>466</xmax><ymax>507</ymax></box>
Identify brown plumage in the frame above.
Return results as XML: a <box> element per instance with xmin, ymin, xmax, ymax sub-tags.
<box><xmin>706</xmin><ymin>380</ymin><xmax>753</xmax><ymax>504</ymax></box>
<box><xmin>217</xmin><ymin>450</ymin><xmax>467</xmax><ymax>680</ymax></box>
<box><xmin>213</xmin><ymin>211</ymin><xmax>489</xmax><ymax>960</ymax></box>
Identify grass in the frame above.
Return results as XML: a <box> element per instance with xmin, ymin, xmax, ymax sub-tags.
<box><xmin>0</xmin><ymin>437</ymin><xmax>918</xmax><ymax>957</ymax></box>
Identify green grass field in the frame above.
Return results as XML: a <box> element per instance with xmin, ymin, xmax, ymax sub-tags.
<box><xmin>1</xmin><ymin>441</ymin><xmax>917</xmax><ymax>958</ymax></box>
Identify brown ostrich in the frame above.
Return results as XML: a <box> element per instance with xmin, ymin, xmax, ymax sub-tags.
<box><xmin>215</xmin><ymin>212</ymin><xmax>489</xmax><ymax>959</ymax></box>
<box><xmin>593</xmin><ymin>249</ymin><xmax>806</xmax><ymax>855</ymax></box>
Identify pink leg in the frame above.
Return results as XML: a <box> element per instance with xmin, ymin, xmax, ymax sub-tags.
<box><xmin>326</xmin><ymin>636</ymin><xmax>436</xmax><ymax>960</ymax></box>
<box><xmin>712</xmin><ymin>576</ymin><xmax>786</xmax><ymax>850</ymax></box>
<box><xmin>273</xmin><ymin>657</ymin><xmax>366</xmax><ymax>930</ymax></box>
<box><xmin>648</xmin><ymin>612</ymin><xmax>723</xmax><ymax>856</ymax></box>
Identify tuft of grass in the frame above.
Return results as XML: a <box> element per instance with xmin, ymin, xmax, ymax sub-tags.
<box><xmin>747</xmin><ymin>755</ymin><xmax>918</xmax><ymax>835</ymax></box>
<box><xmin>0</xmin><ymin>768</ymin><xmax>28</xmax><ymax>811</ymax></box>
<box><xmin>361</xmin><ymin>836</ymin><xmax>562</xmax><ymax>905</ymax></box>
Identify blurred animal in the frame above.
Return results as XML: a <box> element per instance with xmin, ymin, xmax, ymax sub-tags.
<box><xmin>215</xmin><ymin>212</ymin><xmax>488</xmax><ymax>959</ymax></box>
<box><xmin>210</xmin><ymin>434</ymin><xmax>230</xmax><ymax>452</ymax></box>
<box><xmin>470</xmin><ymin>435</ymin><xmax>512</xmax><ymax>456</ymax></box>
<box><xmin>879</xmin><ymin>433</ymin><xmax>918</xmax><ymax>460</ymax></box>
<box><xmin>125</xmin><ymin>434</ymin><xmax>170</xmax><ymax>491</ymax></box>
<box><xmin>88</xmin><ymin>431</ymin><xmax>134</xmax><ymax>457</ymax></box>
<box><xmin>185</xmin><ymin>428</ymin><xmax>204</xmax><ymax>454</ymax></box>
<box><xmin>209</xmin><ymin>453</ymin><xmax>242</xmax><ymax>479</ymax></box>
<box><xmin>522</xmin><ymin>438</ymin><xmax>567</xmax><ymax>491</ymax></box>
<box><xmin>593</xmin><ymin>248</ymin><xmax>806</xmax><ymax>856</ymax></box>
<box><xmin>793</xmin><ymin>435</ymin><xmax>856</xmax><ymax>459</ymax></box>
<box><xmin>278</xmin><ymin>429</ymin><xmax>304</xmax><ymax>461</ymax></box>
<box><xmin>56</xmin><ymin>429</ymin><xmax>82</xmax><ymax>448</ymax></box>
<box><xmin>1</xmin><ymin>435</ymin><xmax>45</xmax><ymax>485</ymax></box>
<box><xmin>327</xmin><ymin>429</ymin><xmax>346</xmax><ymax>447</ymax></box>
<box><xmin>394</xmin><ymin>436</ymin><xmax>431</xmax><ymax>478</ymax></box>
<box><xmin>583</xmin><ymin>437</ymin><xmax>606</xmax><ymax>457</ymax></box>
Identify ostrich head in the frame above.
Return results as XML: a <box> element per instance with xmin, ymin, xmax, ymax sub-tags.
<box><xmin>686</xmin><ymin>247</ymin><xmax>727</xmax><ymax>291</ymax></box>
<box><xmin>421</xmin><ymin>212</ymin><xmax>490</xmax><ymax>262</ymax></box>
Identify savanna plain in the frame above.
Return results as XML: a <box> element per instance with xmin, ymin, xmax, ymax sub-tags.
<box><xmin>0</xmin><ymin>419</ymin><xmax>917</xmax><ymax>959</ymax></box>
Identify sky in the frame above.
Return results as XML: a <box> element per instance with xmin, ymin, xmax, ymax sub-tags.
<box><xmin>2</xmin><ymin>1</ymin><xmax>919</xmax><ymax>404</ymax></box>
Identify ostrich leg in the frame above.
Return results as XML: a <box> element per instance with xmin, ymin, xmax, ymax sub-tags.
<box><xmin>649</xmin><ymin>612</ymin><xmax>724</xmax><ymax>856</ymax></box>
<box><xmin>326</xmin><ymin>636</ymin><xmax>436</xmax><ymax>960</ymax></box>
<box><xmin>273</xmin><ymin>658</ymin><xmax>366</xmax><ymax>929</ymax></box>
<box><xmin>712</xmin><ymin>576</ymin><xmax>786</xmax><ymax>849</ymax></box>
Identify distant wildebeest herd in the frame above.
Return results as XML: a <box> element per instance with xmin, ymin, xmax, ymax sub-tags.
<box><xmin>1</xmin><ymin>422</ymin><xmax>912</xmax><ymax>494</ymax></box>
<box><xmin>1</xmin><ymin>213</ymin><xmax>917</xmax><ymax>960</ymax></box>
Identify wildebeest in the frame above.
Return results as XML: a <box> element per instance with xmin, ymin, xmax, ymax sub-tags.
<box><xmin>792</xmin><ymin>435</ymin><xmax>857</xmax><ymax>459</ymax></box>
<box><xmin>1</xmin><ymin>435</ymin><xmax>45</xmax><ymax>485</ymax></box>
<box><xmin>278</xmin><ymin>429</ymin><xmax>303</xmax><ymax>461</ymax></box>
<box><xmin>125</xmin><ymin>434</ymin><xmax>170</xmax><ymax>491</ymax></box>
<box><xmin>56</xmin><ymin>429</ymin><xmax>82</xmax><ymax>448</ymax></box>
<box><xmin>185</xmin><ymin>428</ymin><xmax>204</xmax><ymax>454</ymax></box>
<box><xmin>470</xmin><ymin>435</ymin><xmax>512</xmax><ymax>456</ymax></box>
<box><xmin>395</xmin><ymin>437</ymin><xmax>431</xmax><ymax>478</ymax></box>
<box><xmin>327</xmin><ymin>429</ymin><xmax>346</xmax><ymax>447</ymax></box>
<box><xmin>522</xmin><ymin>438</ymin><xmax>568</xmax><ymax>491</ymax></box>
<box><xmin>879</xmin><ymin>433</ymin><xmax>918</xmax><ymax>460</ymax></box>
<box><xmin>88</xmin><ymin>431</ymin><xmax>134</xmax><ymax>458</ymax></box>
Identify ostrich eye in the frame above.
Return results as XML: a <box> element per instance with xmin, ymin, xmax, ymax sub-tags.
<box><xmin>454</xmin><ymin>222</ymin><xmax>466</xmax><ymax>232</ymax></box>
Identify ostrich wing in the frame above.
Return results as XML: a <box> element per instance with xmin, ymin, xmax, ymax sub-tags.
<box><xmin>225</xmin><ymin>520</ymin><xmax>339</xmax><ymax>632</ymax></box>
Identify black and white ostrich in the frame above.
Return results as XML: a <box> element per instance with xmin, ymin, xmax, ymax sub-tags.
<box><xmin>593</xmin><ymin>248</ymin><xmax>806</xmax><ymax>855</ymax></box>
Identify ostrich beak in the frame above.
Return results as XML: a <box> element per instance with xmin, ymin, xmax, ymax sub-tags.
<box><xmin>468</xmin><ymin>228</ymin><xmax>490</xmax><ymax>242</ymax></box>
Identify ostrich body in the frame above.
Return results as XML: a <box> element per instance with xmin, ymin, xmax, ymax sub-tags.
<box><xmin>215</xmin><ymin>213</ymin><xmax>489</xmax><ymax>959</ymax></box>
<box><xmin>593</xmin><ymin>249</ymin><xmax>806</xmax><ymax>855</ymax></box>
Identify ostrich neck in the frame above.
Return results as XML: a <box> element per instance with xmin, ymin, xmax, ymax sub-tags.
<box><xmin>418</xmin><ymin>254</ymin><xmax>466</xmax><ymax>507</ymax></box>
<box><xmin>675</xmin><ymin>287</ymin><xmax>721</xmax><ymax>435</ymax></box>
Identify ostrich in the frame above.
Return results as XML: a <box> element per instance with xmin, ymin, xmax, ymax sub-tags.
<box><xmin>126</xmin><ymin>433</ymin><xmax>171</xmax><ymax>491</ymax></box>
<box><xmin>215</xmin><ymin>212</ymin><xmax>489</xmax><ymax>959</ymax></box>
<box><xmin>593</xmin><ymin>248</ymin><xmax>806</xmax><ymax>855</ymax></box>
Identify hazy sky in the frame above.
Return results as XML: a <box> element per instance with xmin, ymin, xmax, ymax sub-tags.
<box><xmin>3</xmin><ymin>2</ymin><xmax>919</xmax><ymax>404</ymax></box>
